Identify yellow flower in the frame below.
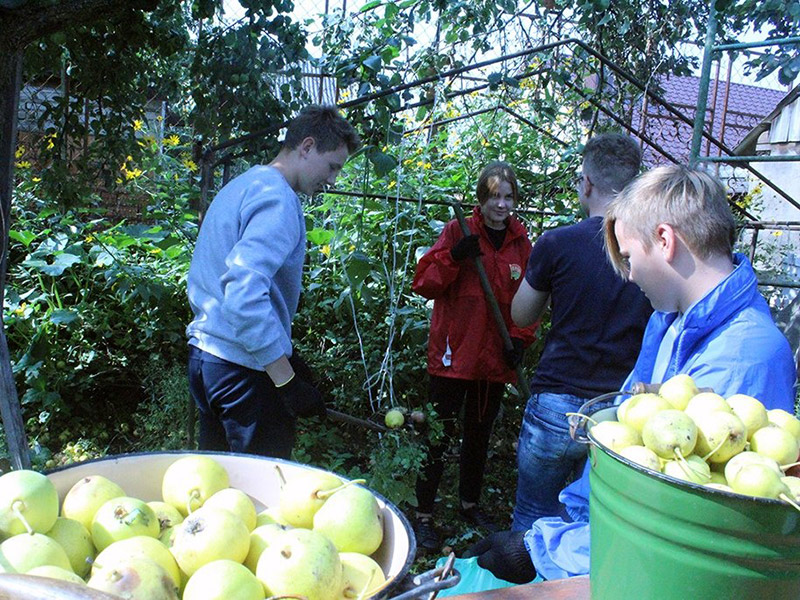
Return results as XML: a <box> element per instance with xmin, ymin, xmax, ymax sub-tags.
<box><xmin>124</xmin><ymin>168</ymin><xmax>143</xmax><ymax>180</ymax></box>
<box><xmin>13</xmin><ymin>303</ymin><xmax>26</xmax><ymax>316</ymax></box>
<box><xmin>32</xmin><ymin>177</ymin><xmax>41</xmax><ymax>182</ymax></box>
<box><xmin>46</xmin><ymin>138</ymin><xmax>55</xmax><ymax>150</ymax></box>
<box><xmin>183</xmin><ymin>159</ymin><xmax>198</xmax><ymax>172</ymax></box>
<box><xmin>423</xmin><ymin>162</ymin><xmax>431</xmax><ymax>169</ymax></box>
<box><xmin>387</xmin><ymin>180</ymin><xmax>396</xmax><ymax>189</ymax></box>
<box><xmin>133</xmin><ymin>119</ymin><xmax>143</xmax><ymax>131</ymax></box>
<box><xmin>14</xmin><ymin>146</ymin><xmax>25</xmax><ymax>158</ymax></box>
<box><xmin>164</xmin><ymin>134</ymin><xmax>180</xmax><ymax>147</ymax></box>
<box><xmin>403</xmin><ymin>159</ymin><xmax>414</xmax><ymax>166</ymax></box>
<box><xmin>416</xmin><ymin>160</ymin><xmax>425</xmax><ymax>168</ymax></box>
<box><xmin>15</xmin><ymin>161</ymin><xmax>31</xmax><ymax>168</ymax></box>
<box><xmin>349</xmin><ymin>244</ymin><xmax>356</xmax><ymax>251</ymax></box>
<box><xmin>772</xmin><ymin>230</ymin><xmax>783</xmax><ymax>237</ymax></box>
<box><xmin>321</xmin><ymin>244</ymin><xmax>331</xmax><ymax>257</ymax></box>
<box><xmin>340</xmin><ymin>89</ymin><xmax>351</xmax><ymax>99</ymax></box>
<box><xmin>156</xmin><ymin>115</ymin><xmax>164</xmax><ymax>122</ymax></box>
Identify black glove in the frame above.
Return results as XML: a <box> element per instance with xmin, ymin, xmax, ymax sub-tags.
<box><xmin>277</xmin><ymin>375</ymin><xmax>327</xmax><ymax>419</ymax></box>
<box><xmin>450</xmin><ymin>234</ymin><xmax>482</xmax><ymax>261</ymax></box>
<box><xmin>503</xmin><ymin>337</ymin><xmax>526</xmax><ymax>369</ymax></box>
<box><xmin>463</xmin><ymin>530</ymin><xmax>536</xmax><ymax>584</ymax></box>
<box><xmin>289</xmin><ymin>350</ymin><xmax>316</xmax><ymax>384</ymax></box>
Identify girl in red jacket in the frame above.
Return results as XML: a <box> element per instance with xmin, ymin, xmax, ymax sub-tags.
<box><xmin>411</xmin><ymin>161</ymin><xmax>537</xmax><ymax>552</ymax></box>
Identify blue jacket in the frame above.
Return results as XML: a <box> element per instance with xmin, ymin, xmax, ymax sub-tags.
<box><xmin>524</xmin><ymin>254</ymin><xmax>797</xmax><ymax>580</ymax></box>
<box><xmin>186</xmin><ymin>166</ymin><xmax>305</xmax><ymax>370</ymax></box>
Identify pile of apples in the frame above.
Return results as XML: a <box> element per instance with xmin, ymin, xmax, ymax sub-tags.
<box><xmin>589</xmin><ymin>374</ymin><xmax>800</xmax><ymax>508</ymax></box>
<box><xmin>0</xmin><ymin>455</ymin><xmax>388</xmax><ymax>600</ymax></box>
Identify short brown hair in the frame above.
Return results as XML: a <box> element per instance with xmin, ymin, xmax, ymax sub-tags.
<box><xmin>476</xmin><ymin>161</ymin><xmax>519</xmax><ymax>205</ymax></box>
<box><xmin>583</xmin><ymin>134</ymin><xmax>642</xmax><ymax>196</ymax></box>
<box><xmin>283</xmin><ymin>105</ymin><xmax>361</xmax><ymax>154</ymax></box>
<box><xmin>604</xmin><ymin>165</ymin><xmax>736</xmax><ymax>277</ymax></box>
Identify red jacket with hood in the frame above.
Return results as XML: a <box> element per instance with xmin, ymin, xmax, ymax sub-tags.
<box><xmin>413</xmin><ymin>206</ymin><xmax>537</xmax><ymax>384</ymax></box>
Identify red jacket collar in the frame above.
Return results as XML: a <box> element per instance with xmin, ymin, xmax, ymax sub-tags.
<box><xmin>470</xmin><ymin>204</ymin><xmax>526</xmax><ymax>241</ymax></box>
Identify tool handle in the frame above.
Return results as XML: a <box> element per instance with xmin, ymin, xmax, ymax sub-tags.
<box><xmin>452</xmin><ymin>203</ymin><xmax>532</xmax><ymax>400</ymax></box>
<box><xmin>629</xmin><ymin>382</ymin><xmax>715</xmax><ymax>395</ymax></box>
<box><xmin>326</xmin><ymin>408</ymin><xmax>389</xmax><ymax>432</ymax></box>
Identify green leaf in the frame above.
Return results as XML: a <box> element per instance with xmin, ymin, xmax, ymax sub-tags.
<box><xmin>344</xmin><ymin>252</ymin><xmax>373</xmax><ymax>286</ymax></box>
<box><xmin>9</xmin><ymin>229</ymin><xmax>37</xmax><ymax>247</ymax></box>
<box><xmin>23</xmin><ymin>252</ymin><xmax>82</xmax><ymax>276</ymax></box>
<box><xmin>360</xmin><ymin>0</ymin><xmax>383</xmax><ymax>11</ymax></box>
<box><xmin>307</xmin><ymin>228</ymin><xmax>336</xmax><ymax>245</ymax></box>
<box><xmin>49</xmin><ymin>309</ymin><xmax>79</xmax><ymax>325</ymax></box>
<box><xmin>363</xmin><ymin>54</ymin><xmax>382</xmax><ymax>72</ymax></box>
<box><xmin>367</xmin><ymin>149</ymin><xmax>398</xmax><ymax>178</ymax></box>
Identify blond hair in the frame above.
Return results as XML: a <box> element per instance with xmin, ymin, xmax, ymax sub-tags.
<box><xmin>604</xmin><ymin>165</ymin><xmax>736</xmax><ymax>277</ymax></box>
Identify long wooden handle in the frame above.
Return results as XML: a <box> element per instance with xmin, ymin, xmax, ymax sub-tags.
<box><xmin>0</xmin><ymin>574</ymin><xmax>120</xmax><ymax>600</ymax></box>
<box><xmin>629</xmin><ymin>382</ymin><xmax>714</xmax><ymax>395</ymax></box>
<box><xmin>451</xmin><ymin>203</ymin><xmax>532</xmax><ymax>400</ymax></box>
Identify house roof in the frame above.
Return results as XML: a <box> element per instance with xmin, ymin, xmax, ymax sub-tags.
<box><xmin>733</xmin><ymin>84</ymin><xmax>800</xmax><ymax>155</ymax></box>
<box><xmin>633</xmin><ymin>74</ymin><xmax>787</xmax><ymax>166</ymax></box>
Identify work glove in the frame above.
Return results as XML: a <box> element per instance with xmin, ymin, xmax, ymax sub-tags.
<box><xmin>450</xmin><ymin>234</ymin><xmax>482</xmax><ymax>261</ymax></box>
<box><xmin>463</xmin><ymin>530</ymin><xmax>536</xmax><ymax>584</ymax></box>
<box><xmin>289</xmin><ymin>350</ymin><xmax>316</xmax><ymax>384</ymax></box>
<box><xmin>503</xmin><ymin>337</ymin><xmax>526</xmax><ymax>369</ymax></box>
<box><xmin>276</xmin><ymin>375</ymin><xmax>327</xmax><ymax>420</ymax></box>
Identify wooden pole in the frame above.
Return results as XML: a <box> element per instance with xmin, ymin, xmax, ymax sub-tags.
<box><xmin>451</xmin><ymin>203</ymin><xmax>532</xmax><ymax>400</ymax></box>
<box><xmin>0</xmin><ymin>50</ymin><xmax>31</xmax><ymax>469</ymax></box>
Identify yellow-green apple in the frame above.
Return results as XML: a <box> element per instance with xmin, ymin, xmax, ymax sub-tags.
<box><xmin>0</xmin><ymin>470</ymin><xmax>59</xmax><ymax>537</ymax></box>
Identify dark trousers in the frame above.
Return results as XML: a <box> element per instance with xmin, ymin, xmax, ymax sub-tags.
<box><xmin>188</xmin><ymin>346</ymin><xmax>296</xmax><ymax>458</ymax></box>
<box><xmin>415</xmin><ymin>375</ymin><xmax>504</xmax><ymax>513</ymax></box>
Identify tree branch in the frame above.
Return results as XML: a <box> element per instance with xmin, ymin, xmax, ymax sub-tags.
<box><xmin>1</xmin><ymin>0</ymin><xmax>161</xmax><ymax>51</ymax></box>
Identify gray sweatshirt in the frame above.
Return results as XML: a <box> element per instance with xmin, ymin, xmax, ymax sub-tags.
<box><xmin>186</xmin><ymin>165</ymin><xmax>305</xmax><ymax>370</ymax></box>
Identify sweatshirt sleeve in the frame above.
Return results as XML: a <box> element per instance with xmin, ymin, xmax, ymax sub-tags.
<box><xmin>523</xmin><ymin>463</ymin><xmax>592</xmax><ymax>580</ymax></box>
<box><xmin>412</xmin><ymin>220</ymin><xmax>467</xmax><ymax>299</ymax></box>
<box><xmin>218</xmin><ymin>187</ymin><xmax>302</xmax><ymax>366</ymax></box>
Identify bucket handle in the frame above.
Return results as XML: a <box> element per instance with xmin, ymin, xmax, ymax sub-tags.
<box><xmin>387</xmin><ymin>554</ymin><xmax>461</xmax><ymax>600</ymax></box>
<box><xmin>568</xmin><ymin>390</ymin><xmax>631</xmax><ymax>444</ymax></box>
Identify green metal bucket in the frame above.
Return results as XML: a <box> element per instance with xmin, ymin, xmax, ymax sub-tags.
<box><xmin>581</xmin><ymin>405</ymin><xmax>800</xmax><ymax>600</ymax></box>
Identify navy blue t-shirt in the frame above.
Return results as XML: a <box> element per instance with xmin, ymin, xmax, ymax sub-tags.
<box><xmin>525</xmin><ymin>216</ymin><xmax>652</xmax><ymax>398</ymax></box>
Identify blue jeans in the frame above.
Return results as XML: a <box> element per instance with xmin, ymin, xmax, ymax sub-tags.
<box><xmin>512</xmin><ymin>392</ymin><xmax>590</xmax><ymax>532</ymax></box>
<box><xmin>188</xmin><ymin>346</ymin><xmax>296</xmax><ymax>458</ymax></box>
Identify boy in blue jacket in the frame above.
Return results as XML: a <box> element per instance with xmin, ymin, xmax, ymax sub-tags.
<box><xmin>467</xmin><ymin>164</ymin><xmax>796</xmax><ymax>583</ymax></box>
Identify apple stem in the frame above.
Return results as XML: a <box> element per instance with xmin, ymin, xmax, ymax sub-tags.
<box><xmin>355</xmin><ymin>571</ymin><xmax>375</xmax><ymax>600</ymax></box>
<box><xmin>317</xmin><ymin>478</ymin><xmax>367</xmax><ymax>500</ymax></box>
<box><xmin>187</xmin><ymin>489</ymin><xmax>201</xmax><ymax>516</ymax></box>
<box><xmin>701</xmin><ymin>436</ymin><xmax>728</xmax><ymax>463</ymax></box>
<box><xmin>11</xmin><ymin>500</ymin><xmax>33</xmax><ymax>535</ymax></box>
<box><xmin>124</xmin><ymin>507</ymin><xmax>142</xmax><ymax>525</ymax></box>
<box><xmin>672</xmin><ymin>447</ymin><xmax>706</xmax><ymax>481</ymax></box>
<box><xmin>565</xmin><ymin>412</ymin><xmax>598</xmax><ymax>426</ymax></box>
<box><xmin>781</xmin><ymin>462</ymin><xmax>800</xmax><ymax>471</ymax></box>
<box><xmin>779</xmin><ymin>493</ymin><xmax>800</xmax><ymax>514</ymax></box>
<box><xmin>274</xmin><ymin>466</ymin><xmax>287</xmax><ymax>488</ymax></box>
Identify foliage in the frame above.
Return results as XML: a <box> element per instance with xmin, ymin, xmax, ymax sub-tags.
<box><xmin>3</xmin><ymin>0</ymin><xmax>800</xmax><ymax>569</ymax></box>
<box><xmin>6</xmin><ymin>127</ymin><xmax>197</xmax><ymax>470</ymax></box>
<box><xmin>18</xmin><ymin>0</ymin><xmax>309</xmax><ymax>205</ymax></box>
